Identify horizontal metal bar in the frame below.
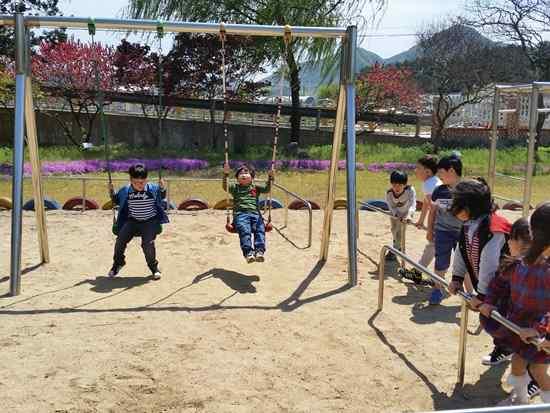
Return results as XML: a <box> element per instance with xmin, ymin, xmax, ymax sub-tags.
<box><xmin>493</xmin><ymin>194</ymin><xmax>522</xmax><ymax>204</ymax></box>
<box><xmin>534</xmin><ymin>81</ymin><xmax>550</xmax><ymax>93</ymax></box>
<box><xmin>359</xmin><ymin>202</ymin><xmax>426</xmax><ymax>230</ymax></box>
<box><xmin>421</xmin><ymin>403</ymin><xmax>550</xmax><ymax>413</ymax></box>
<box><xmin>537</xmin><ymin>108</ymin><xmax>550</xmax><ymax>113</ymax></box>
<box><xmin>498</xmin><ymin>109</ymin><xmax>516</xmax><ymax>113</ymax></box>
<box><xmin>0</xmin><ymin>15</ymin><xmax>347</xmax><ymax>38</ymax></box>
<box><xmin>379</xmin><ymin>245</ymin><xmax>549</xmax><ymax>353</ymax></box>
<box><xmin>494</xmin><ymin>84</ymin><xmax>533</xmax><ymax>94</ymax></box>
<box><xmin>272</xmin><ymin>182</ymin><xmax>312</xmax><ymax>248</ymax></box>
<box><xmin>494</xmin><ymin>173</ymin><xmax>526</xmax><ymax>182</ymax></box>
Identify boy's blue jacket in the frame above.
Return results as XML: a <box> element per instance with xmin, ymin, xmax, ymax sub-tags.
<box><xmin>112</xmin><ymin>183</ymin><xmax>169</xmax><ymax>231</ymax></box>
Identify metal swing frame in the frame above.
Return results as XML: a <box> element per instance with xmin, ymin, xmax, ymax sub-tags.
<box><xmin>488</xmin><ymin>82</ymin><xmax>550</xmax><ymax>216</ymax></box>
<box><xmin>1</xmin><ymin>13</ymin><xmax>359</xmax><ymax>296</ymax></box>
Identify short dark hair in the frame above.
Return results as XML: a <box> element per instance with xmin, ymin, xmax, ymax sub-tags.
<box><xmin>510</xmin><ymin>217</ymin><xmax>531</xmax><ymax>243</ymax></box>
<box><xmin>417</xmin><ymin>155</ymin><xmax>438</xmax><ymax>175</ymax></box>
<box><xmin>235</xmin><ymin>163</ymin><xmax>255</xmax><ymax>179</ymax></box>
<box><xmin>437</xmin><ymin>154</ymin><xmax>463</xmax><ymax>177</ymax></box>
<box><xmin>450</xmin><ymin>179</ymin><xmax>492</xmax><ymax>219</ymax></box>
<box><xmin>525</xmin><ymin>202</ymin><xmax>550</xmax><ymax>264</ymax></box>
<box><xmin>390</xmin><ymin>170</ymin><xmax>408</xmax><ymax>184</ymax></box>
<box><xmin>129</xmin><ymin>163</ymin><xmax>148</xmax><ymax>179</ymax></box>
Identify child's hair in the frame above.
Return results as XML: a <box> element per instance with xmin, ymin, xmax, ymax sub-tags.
<box><xmin>500</xmin><ymin>217</ymin><xmax>532</xmax><ymax>271</ymax></box>
<box><xmin>390</xmin><ymin>170</ymin><xmax>408</xmax><ymax>185</ymax></box>
<box><xmin>235</xmin><ymin>163</ymin><xmax>256</xmax><ymax>179</ymax></box>
<box><xmin>450</xmin><ymin>179</ymin><xmax>492</xmax><ymax>219</ymax></box>
<box><xmin>437</xmin><ymin>153</ymin><xmax>463</xmax><ymax>177</ymax></box>
<box><xmin>417</xmin><ymin>155</ymin><xmax>438</xmax><ymax>175</ymax></box>
<box><xmin>510</xmin><ymin>217</ymin><xmax>531</xmax><ymax>243</ymax></box>
<box><xmin>525</xmin><ymin>202</ymin><xmax>550</xmax><ymax>265</ymax></box>
<box><xmin>129</xmin><ymin>163</ymin><xmax>148</xmax><ymax>179</ymax></box>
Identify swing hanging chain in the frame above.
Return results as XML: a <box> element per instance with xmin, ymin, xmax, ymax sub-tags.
<box><xmin>157</xmin><ymin>22</ymin><xmax>164</xmax><ymax>181</ymax></box>
<box><xmin>219</xmin><ymin>24</ymin><xmax>232</xmax><ymax>225</ymax></box>
<box><xmin>267</xmin><ymin>25</ymin><xmax>291</xmax><ymax>223</ymax></box>
<box><xmin>89</xmin><ymin>18</ymin><xmax>115</xmax><ymax>222</ymax></box>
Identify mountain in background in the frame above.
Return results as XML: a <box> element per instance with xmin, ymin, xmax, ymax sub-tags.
<box><xmin>267</xmin><ymin>25</ymin><xmax>496</xmax><ymax>96</ymax></box>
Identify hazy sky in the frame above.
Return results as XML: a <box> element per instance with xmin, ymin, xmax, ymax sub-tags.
<box><xmin>54</xmin><ymin>0</ymin><xmax>467</xmax><ymax>58</ymax></box>
<box><xmin>54</xmin><ymin>0</ymin><xmax>548</xmax><ymax>59</ymax></box>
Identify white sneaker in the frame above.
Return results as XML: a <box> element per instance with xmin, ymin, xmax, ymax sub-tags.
<box><xmin>245</xmin><ymin>253</ymin><xmax>255</xmax><ymax>263</ymax></box>
<box><xmin>152</xmin><ymin>271</ymin><xmax>162</xmax><ymax>280</ymax></box>
<box><xmin>255</xmin><ymin>251</ymin><xmax>265</xmax><ymax>262</ymax></box>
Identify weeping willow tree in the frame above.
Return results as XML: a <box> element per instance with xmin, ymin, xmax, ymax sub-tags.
<box><xmin>126</xmin><ymin>0</ymin><xmax>387</xmax><ymax>145</ymax></box>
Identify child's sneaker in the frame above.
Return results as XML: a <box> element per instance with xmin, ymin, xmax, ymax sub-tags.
<box><xmin>398</xmin><ymin>268</ymin><xmax>434</xmax><ymax>286</ymax></box>
<box><xmin>152</xmin><ymin>270</ymin><xmax>162</xmax><ymax>280</ymax></box>
<box><xmin>255</xmin><ymin>251</ymin><xmax>265</xmax><ymax>263</ymax></box>
<box><xmin>527</xmin><ymin>379</ymin><xmax>540</xmax><ymax>399</ymax></box>
<box><xmin>245</xmin><ymin>252</ymin><xmax>255</xmax><ymax>263</ymax></box>
<box><xmin>108</xmin><ymin>263</ymin><xmax>124</xmax><ymax>278</ymax></box>
<box><xmin>428</xmin><ymin>288</ymin><xmax>444</xmax><ymax>305</ymax></box>
<box><xmin>481</xmin><ymin>346</ymin><xmax>513</xmax><ymax>366</ymax></box>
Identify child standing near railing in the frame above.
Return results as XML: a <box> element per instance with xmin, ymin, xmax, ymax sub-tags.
<box><xmin>399</xmin><ymin>155</ymin><xmax>441</xmax><ymax>284</ymax></box>
<box><xmin>426</xmin><ymin>153</ymin><xmax>463</xmax><ymax>305</ymax></box>
<box><xmin>480</xmin><ymin>203</ymin><xmax>550</xmax><ymax>406</ymax></box>
<box><xmin>385</xmin><ymin>170</ymin><xmax>416</xmax><ymax>260</ymax></box>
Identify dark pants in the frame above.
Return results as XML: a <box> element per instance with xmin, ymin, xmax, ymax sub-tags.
<box><xmin>234</xmin><ymin>212</ymin><xmax>266</xmax><ymax>256</ymax></box>
<box><xmin>113</xmin><ymin>218</ymin><xmax>159</xmax><ymax>272</ymax></box>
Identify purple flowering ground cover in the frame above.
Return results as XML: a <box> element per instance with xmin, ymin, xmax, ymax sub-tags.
<box><xmin>0</xmin><ymin>158</ymin><xmax>368</xmax><ymax>176</ymax></box>
<box><xmin>367</xmin><ymin>162</ymin><xmax>416</xmax><ymax>173</ymax></box>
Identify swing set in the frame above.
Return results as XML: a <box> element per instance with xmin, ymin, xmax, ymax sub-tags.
<box><xmin>1</xmin><ymin>12</ymin><xmax>359</xmax><ymax>297</ymax></box>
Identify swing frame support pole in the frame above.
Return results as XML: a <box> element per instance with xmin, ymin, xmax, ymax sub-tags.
<box><xmin>10</xmin><ymin>10</ymin><xmax>26</xmax><ymax>296</ymax></box>
<box><xmin>344</xmin><ymin>26</ymin><xmax>358</xmax><ymax>285</ymax></box>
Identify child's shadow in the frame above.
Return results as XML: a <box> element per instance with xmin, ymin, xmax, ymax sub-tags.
<box><xmin>193</xmin><ymin>268</ymin><xmax>259</xmax><ymax>293</ymax></box>
<box><xmin>83</xmin><ymin>276</ymin><xmax>152</xmax><ymax>294</ymax></box>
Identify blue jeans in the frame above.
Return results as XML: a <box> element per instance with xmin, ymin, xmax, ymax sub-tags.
<box><xmin>234</xmin><ymin>212</ymin><xmax>266</xmax><ymax>256</ymax></box>
<box><xmin>434</xmin><ymin>229</ymin><xmax>460</xmax><ymax>272</ymax></box>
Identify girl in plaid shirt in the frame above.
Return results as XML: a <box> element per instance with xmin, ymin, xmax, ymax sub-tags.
<box><xmin>480</xmin><ymin>203</ymin><xmax>550</xmax><ymax>406</ymax></box>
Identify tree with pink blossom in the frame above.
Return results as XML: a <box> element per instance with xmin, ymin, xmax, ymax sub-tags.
<box><xmin>32</xmin><ymin>39</ymin><xmax>116</xmax><ymax>146</ymax></box>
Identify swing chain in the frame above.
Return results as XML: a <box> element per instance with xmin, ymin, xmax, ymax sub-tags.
<box><xmin>157</xmin><ymin>21</ymin><xmax>165</xmax><ymax>180</ymax></box>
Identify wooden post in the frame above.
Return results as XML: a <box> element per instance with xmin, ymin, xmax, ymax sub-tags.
<box><xmin>24</xmin><ymin>76</ymin><xmax>50</xmax><ymax>263</ymax></box>
<box><xmin>320</xmin><ymin>85</ymin><xmax>346</xmax><ymax>261</ymax></box>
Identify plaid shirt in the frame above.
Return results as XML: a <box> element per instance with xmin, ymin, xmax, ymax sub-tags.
<box><xmin>486</xmin><ymin>258</ymin><xmax>550</xmax><ymax>328</ymax></box>
<box><xmin>485</xmin><ymin>257</ymin><xmax>550</xmax><ymax>363</ymax></box>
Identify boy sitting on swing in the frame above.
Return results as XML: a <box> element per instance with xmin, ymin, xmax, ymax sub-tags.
<box><xmin>107</xmin><ymin>163</ymin><xmax>169</xmax><ymax>279</ymax></box>
<box><xmin>223</xmin><ymin>163</ymin><xmax>274</xmax><ymax>263</ymax></box>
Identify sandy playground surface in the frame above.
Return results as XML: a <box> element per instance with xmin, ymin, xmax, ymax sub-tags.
<box><xmin>0</xmin><ymin>208</ymin><xmax>537</xmax><ymax>412</ymax></box>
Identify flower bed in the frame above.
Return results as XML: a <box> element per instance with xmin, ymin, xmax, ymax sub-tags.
<box><xmin>228</xmin><ymin>159</ymin><xmax>366</xmax><ymax>171</ymax></box>
<box><xmin>0</xmin><ymin>158</ymin><xmax>209</xmax><ymax>176</ymax></box>
<box><xmin>366</xmin><ymin>162</ymin><xmax>416</xmax><ymax>173</ymax></box>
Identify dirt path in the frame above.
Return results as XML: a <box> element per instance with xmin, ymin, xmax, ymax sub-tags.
<box><xmin>0</xmin><ymin>209</ymin><xmax>528</xmax><ymax>412</ymax></box>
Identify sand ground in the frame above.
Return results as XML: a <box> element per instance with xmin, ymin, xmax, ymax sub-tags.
<box><xmin>0</xmin><ymin>208</ymin><xmax>534</xmax><ymax>412</ymax></box>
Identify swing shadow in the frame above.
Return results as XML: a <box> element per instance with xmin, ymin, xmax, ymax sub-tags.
<box><xmin>0</xmin><ymin>260</ymin><xmax>350</xmax><ymax>315</ymax></box>
<box><xmin>272</xmin><ymin>225</ymin><xmax>310</xmax><ymax>250</ymax></box>
<box><xmin>0</xmin><ymin>262</ymin><xmax>44</xmax><ymax>286</ymax></box>
<box><xmin>192</xmin><ymin>268</ymin><xmax>260</xmax><ymax>294</ymax></box>
<box><xmin>71</xmin><ymin>275</ymin><xmax>153</xmax><ymax>309</ymax></box>
<box><xmin>369</xmin><ymin>310</ymin><xmax>509</xmax><ymax>409</ymax></box>
<box><xmin>368</xmin><ymin>310</ymin><xmax>480</xmax><ymax>410</ymax></box>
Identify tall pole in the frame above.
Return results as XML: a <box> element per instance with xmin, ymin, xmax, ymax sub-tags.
<box><xmin>10</xmin><ymin>9</ymin><xmax>27</xmax><ymax>296</ymax></box>
<box><xmin>320</xmin><ymin>32</ymin><xmax>347</xmax><ymax>261</ymax></box>
<box><xmin>345</xmin><ymin>26</ymin><xmax>358</xmax><ymax>286</ymax></box>
<box><xmin>524</xmin><ymin>84</ymin><xmax>539</xmax><ymax>217</ymax></box>
<box><xmin>488</xmin><ymin>86</ymin><xmax>500</xmax><ymax>191</ymax></box>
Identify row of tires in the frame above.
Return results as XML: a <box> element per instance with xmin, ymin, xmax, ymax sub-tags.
<box><xmin>0</xmin><ymin>196</ymin><xmax>528</xmax><ymax>212</ymax></box>
<box><xmin>0</xmin><ymin>196</ymin><xmax>322</xmax><ymax>211</ymax></box>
